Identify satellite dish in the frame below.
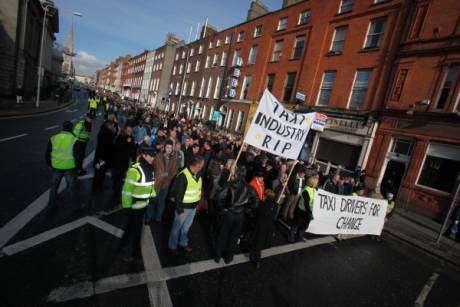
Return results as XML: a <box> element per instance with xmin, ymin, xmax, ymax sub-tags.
<box><xmin>219</xmin><ymin>105</ymin><xmax>228</xmax><ymax>115</ymax></box>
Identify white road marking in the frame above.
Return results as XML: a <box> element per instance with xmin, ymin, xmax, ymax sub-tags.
<box><xmin>47</xmin><ymin>236</ymin><xmax>339</xmax><ymax>303</ymax></box>
<box><xmin>415</xmin><ymin>272</ymin><xmax>439</xmax><ymax>306</ymax></box>
<box><xmin>0</xmin><ymin>151</ymin><xmax>95</xmax><ymax>248</ymax></box>
<box><xmin>1</xmin><ymin>216</ymin><xmax>123</xmax><ymax>256</ymax></box>
<box><xmin>0</xmin><ymin>133</ymin><xmax>28</xmax><ymax>142</ymax></box>
<box><xmin>44</xmin><ymin>125</ymin><xmax>59</xmax><ymax>131</ymax></box>
<box><xmin>65</xmin><ymin>109</ymin><xmax>78</xmax><ymax>113</ymax></box>
<box><xmin>142</xmin><ymin>225</ymin><xmax>173</xmax><ymax>307</ymax></box>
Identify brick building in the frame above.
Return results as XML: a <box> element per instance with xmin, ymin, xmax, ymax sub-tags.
<box><xmin>149</xmin><ymin>34</ymin><xmax>184</xmax><ymax>109</ymax></box>
<box><xmin>365</xmin><ymin>0</ymin><xmax>460</xmax><ymax>218</ymax></box>
<box><xmin>126</xmin><ymin>50</ymin><xmax>148</xmax><ymax>100</ymax></box>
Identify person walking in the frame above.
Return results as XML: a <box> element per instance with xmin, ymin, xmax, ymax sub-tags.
<box><xmin>45</xmin><ymin>121</ymin><xmax>79</xmax><ymax>211</ymax></box>
<box><xmin>92</xmin><ymin>119</ymin><xmax>118</xmax><ymax>191</ymax></box>
<box><xmin>88</xmin><ymin>96</ymin><xmax>97</xmax><ymax>118</ymax></box>
<box><xmin>146</xmin><ymin>140</ymin><xmax>179</xmax><ymax>223</ymax></box>
<box><xmin>282</xmin><ymin>167</ymin><xmax>306</xmax><ymax>221</ymax></box>
<box><xmin>214</xmin><ymin>168</ymin><xmax>259</xmax><ymax>264</ymax></box>
<box><xmin>168</xmin><ymin>155</ymin><xmax>204</xmax><ymax>255</ymax></box>
<box><xmin>119</xmin><ymin>146</ymin><xmax>157</xmax><ymax>262</ymax></box>
<box><xmin>111</xmin><ymin>124</ymin><xmax>137</xmax><ymax>197</ymax></box>
<box><xmin>289</xmin><ymin>176</ymin><xmax>318</xmax><ymax>243</ymax></box>
<box><xmin>72</xmin><ymin>114</ymin><xmax>93</xmax><ymax>175</ymax></box>
<box><xmin>250</xmin><ymin>189</ymin><xmax>276</xmax><ymax>268</ymax></box>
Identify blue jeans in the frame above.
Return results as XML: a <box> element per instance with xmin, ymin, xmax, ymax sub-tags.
<box><xmin>48</xmin><ymin>169</ymin><xmax>78</xmax><ymax>209</ymax></box>
<box><xmin>168</xmin><ymin>208</ymin><xmax>196</xmax><ymax>249</ymax></box>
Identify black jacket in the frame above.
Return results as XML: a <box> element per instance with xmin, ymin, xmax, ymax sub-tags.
<box><xmin>112</xmin><ymin>134</ymin><xmax>137</xmax><ymax>170</ymax></box>
<box><xmin>94</xmin><ymin>122</ymin><xmax>118</xmax><ymax>166</ymax></box>
<box><xmin>287</xmin><ymin>175</ymin><xmax>306</xmax><ymax>196</ymax></box>
<box><xmin>217</xmin><ymin>179</ymin><xmax>259</xmax><ymax>214</ymax></box>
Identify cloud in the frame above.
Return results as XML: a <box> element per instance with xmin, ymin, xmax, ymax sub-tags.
<box><xmin>74</xmin><ymin>51</ymin><xmax>103</xmax><ymax>76</ymax></box>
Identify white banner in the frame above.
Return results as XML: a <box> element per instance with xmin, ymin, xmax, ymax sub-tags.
<box><xmin>244</xmin><ymin>89</ymin><xmax>315</xmax><ymax>160</ymax></box>
<box><xmin>307</xmin><ymin>189</ymin><xmax>388</xmax><ymax>236</ymax></box>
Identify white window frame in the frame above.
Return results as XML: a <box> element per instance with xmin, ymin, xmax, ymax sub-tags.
<box><xmin>199</xmin><ymin>77</ymin><xmax>205</xmax><ymax>97</ymax></box>
<box><xmin>254</xmin><ymin>25</ymin><xmax>262</xmax><ymax>37</ymax></box>
<box><xmin>205</xmin><ymin>55</ymin><xmax>211</xmax><ymax>68</ymax></box>
<box><xmin>225</xmin><ymin>35</ymin><xmax>231</xmax><ymax>44</ymax></box>
<box><xmin>316</xmin><ymin>71</ymin><xmax>336</xmax><ymax>106</ymax></box>
<box><xmin>347</xmin><ymin>69</ymin><xmax>373</xmax><ymax>108</ymax></box>
<box><xmin>240</xmin><ymin>75</ymin><xmax>252</xmax><ymax>100</ymax></box>
<box><xmin>220</xmin><ymin>51</ymin><xmax>228</xmax><ymax>67</ymax></box>
<box><xmin>213</xmin><ymin>53</ymin><xmax>219</xmax><ymax>66</ymax></box>
<box><xmin>198</xmin><ymin>45</ymin><xmax>203</xmax><ymax>54</ymax></box>
<box><xmin>205</xmin><ymin>77</ymin><xmax>213</xmax><ymax>98</ymax></box>
<box><xmin>190</xmin><ymin>80</ymin><xmax>196</xmax><ymax>96</ymax></box>
<box><xmin>298</xmin><ymin>10</ymin><xmax>310</xmax><ymax>25</ymax></box>
<box><xmin>213</xmin><ymin>76</ymin><xmax>221</xmax><ymax>99</ymax></box>
<box><xmin>248</xmin><ymin>45</ymin><xmax>258</xmax><ymax>65</ymax></box>
<box><xmin>195</xmin><ymin>59</ymin><xmax>201</xmax><ymax>72</ymax></box>
<box><xmin>363</xmin><ymin>17</ymin><xmax>387</xmax><ymax>49</ymax></box>
<box><xmin>216</xmin><ymin>39</ymin><xmax>221</xmax><ymax>47</ymax></box>
<box><xmin>330</xmin><ymin>26</ymin><xmax>348</xmax><ymax>53</ymax></box>
<box><xmin>277</xmin><ymin>17</ymin><xmax>288</xmax><ymax>31</ymax></box>
<box><xmin>237</xmin><ymin>31</ymin><xmax>245</xmax><ymax>42</ymax></box>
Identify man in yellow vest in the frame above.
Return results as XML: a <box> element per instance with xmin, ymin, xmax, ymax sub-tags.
<box><xmin>119</xmin><ymin>146</ymin><xmax>157</xmax><ymax>262</ymax></box>
<box><xmin>289</xmin><ymin>176</ymin><xmax>318</xmax><ymax>243</ymax></box>
<box><xmin>45</xmin><ymin>121</ymin><xmax>78</xmax><ymax>211</ymax></box>
<box><xmin>168</xmin><ymin>155</ymin><xmax>204</xmax><ymax>254</ymax></box>
<box><xmin>72</xmin><ymin>114</ymin><xmax>93</xmax><ymax>175</ymax></box>
<box><xmin>88</xmin><ymin>96</ymin><xmax>98</xmax><ymax>117</ymax></box>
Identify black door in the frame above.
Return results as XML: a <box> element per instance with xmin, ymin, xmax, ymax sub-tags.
<box><xmin>381</xmin><ymin>160</ymin><xmax>406</xmax><ymax>198</ymax></box>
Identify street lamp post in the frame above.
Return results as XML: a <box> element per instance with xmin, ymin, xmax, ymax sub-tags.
<box><xmin>36</xmin><ymin>2</ymin><xmax>55</xmax><ymax>108</ymax></box>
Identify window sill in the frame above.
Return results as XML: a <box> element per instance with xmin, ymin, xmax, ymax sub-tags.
<box><xmin>297</xmin><ymin>22</ymin><xmax>309</xmax><ymax>27</ymax></box>
<box><xmin>359</xmin><ymin>47</ymin><xmax>380</xmax><ymax>53</ymax></box>
<box><xmin>370</xmin><ymin>0</ymin><xmax>390</xmax><ymax>7</ymax></box>
<box><xmin>335</xmin><ymin>10</ymin><xmax>352</xmax><ymax>16</ymax></box>
<box><xmin>269</xmin><ymin>60</ymin><xmax>280</xmax><ymax>64</ymax></box>
<box><xmin>289</xmin><ymin>58</ymin><xmax>301</xmax><ymax>61</ymax></box>
<box><xmin>325</xmin><ymin>51</ymin><xmax>342</xmax><ymax>57</ymax></box>
<box><xmin>276</xmin><ymin>28</ymin><xmax>287</xmax><ymax>32</ymax></box>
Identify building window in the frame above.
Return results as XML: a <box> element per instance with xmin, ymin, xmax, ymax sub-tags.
<box><xmin>418</xmin><ymin>143</ymin><xmax>460</xmax><ymax>193</ymax></box>
<box><xmin>214</xmin><ymin>76</ymin><xmax>221</xmax><ymax>99</ymax></box>
<box><xmin>226</xmin><ymin>109</ymin><xmax>234</xmax><ymax>129</ymax></box>
<box><xmin>364</xmin><ymin>17</ymin><xmax>387</xmax><ymax>49</ymax></box>
<box><xmin>172</xmin><ymin>65</ymin><xmax>177</xmax><ymax>75</ymax></box>
<box><xmin>266</xmin><ymin>74</ymin><xmax>275</xmax><ymax>92</ymax></box>
<box><xmin>436</xmin><ymin>64</ymin><xmax>459</xmax><ymax>109</ymax></box>
<box><xmin>248</xmin><ymin>45</ymin><xmax>258</xmax><ymax>65</ymax></box>
<box><xmin>179</xmin><ymin>64</ymin><xmax>184</xmax><ymax>74</ymax></box>
<box><xmin>195</xmin><ymin>59</ymin><xmax>201</xmax><ymax>72</ymax></box>
<box><xmin>298</xmin><ymin>10</ymin><xmax>311</xmax><ymax>25</ymax></box>
<box><xmin>339</xmin><ymin>0</ymin><xmax>354</xmax><ymax>14</ymax></box>
<box><xmin>254</xmin><ymin>25</ymin><xmax>262</xmax><ymax>37</ymax></box>
<box><xmin>237</xmin><ymin>31</ymin><xmax>245</xmax><ymax>42</ymax></box>
<box><xmin>283</xmin><ymin>72</ymin><xmax>297</xmax><ymax>102</ymax></box>
<box><xmin>292</xmin><ymin>36</ymin><xmax>305</xmax><ymax>60</ymax></box>
<box><xmin>330</xmin><ymin>26</ymin><xmax>348</xmax><ymax>53</ymax></box>
<box><xmin>317</xmin><ymin>71</ymin><xmax>336</xmax><ymax>106</ymax></box>
<box><xmin>175</xmin><ymin>53</ymin><xmax>179</xmax><ymax>61</ymax></box>
<box><xmin>408</xmin><ymin>4</ymin><xmax>428</xmax><ymax>39</ymax></box>
<box><xmin>199</xmin><ymin>78</ymin><xmax>205</xmax><ymax>97</ymax></box>
<box><xmin>390</xmin><ymin>69</ymin><xmax>408</xmax><ymax>101</ymax></box>
<box><xmin>232</xmin><ymin>49</ymin><xmax>241</xmax><ymax>66</ymax></box>
<box><xmin>349</xmin><ymin>69</ymin><xmax>373</xmax><ymax>108</ymax></box>
<box><xmin>391</xmin><ymin>138</ymin><xmax>414</xmax><ymax>156</ymax></box>
<box><xmin>220</xmin><ymin>51</ymin><xmax>228</xmax><ymax>66</ymax></box>
<box><xmin>190</xmin><ymin>80</ymin><xmax>196</xmax><ymax>96</ymax></box>
<box><xmin>225</xmin><ymin>35</ymin><xmax>231</xmax><ymax>44</ymax></box>
<box><xmin>235</xmin><ymin>110</ymin><xmax>245</xmax><ymax>132</ymax></box>
<box><xmin>182</xmin><ymin>51</ymin><xmax>186</xmax><ymax>59</ymax></box>
<box><xmin>199</xmin><ymin>45</ymin><xmax>203</xmax><ymax>54</ymax></box>
<box><xmin>240</xmin><ymin>75</ymin><xmax>252</xmax><ymax>100</ymax></box>
<box><xmin>182</xmin><ymin>81</ymin><xmax>188</xmax><ymax>96</ymax></box>
<box><xmin>212</xmin><ymin>53</ymin><xmax>219</xmax><ymax>66</ymax></box>
<box><xmin>272</xmin><ymin>40</ymin><xmax>284</xmax><ymax>62</ymax></box>
<box><xmin>205</xmin><ymin>55</ymin><xmax>211</xmax><ymax>68</ymax></box>
<box><xmin>277</xmin><ymin>17</ymin><xmax>288</xmax><ymax>31</ymax></box>
<box><xmin>186</xmin><ymin>62</ymin><xmax>191</xmax><ymax>73</ymax></box>
<box><xmin>216</xmin><ymin>39</ymin><xmax>221</xmax><ymax>47</ymax></box>
<box><xmin>190</xmin><ymin>48</ymin><xmax>195</xmax><ymax>57</ymax></box>
<box><xmin>205</xmin><ymin>77</ymin><xmax>213</xmax><ymax>98</ymax></box>
<box><xmin>175</xmin><ymin>82</ymin><xmax>180</xmax><ymax>95</ymax></box>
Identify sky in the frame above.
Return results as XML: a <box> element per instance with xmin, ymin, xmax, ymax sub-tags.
<box><xmin>54</xmin><ymin>0</ymin><xmax>281</xmax><ymax>76</ymax></box>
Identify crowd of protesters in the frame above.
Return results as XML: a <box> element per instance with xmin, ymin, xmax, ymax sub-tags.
<box><xmin>47</xmin><ymin>92</ymin><xmax>398</xmax><ymax>267</ymax></box>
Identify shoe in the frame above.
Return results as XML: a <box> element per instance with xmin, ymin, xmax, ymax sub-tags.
<box><xmin>170</xmin><ymin>249</ymin><xmax>179</xmax><ymax>256</ymax></box>
<box><xmin>182</xmin><ymin>245</ymin><xmax>193</xmax><ymax>253</ymax></box>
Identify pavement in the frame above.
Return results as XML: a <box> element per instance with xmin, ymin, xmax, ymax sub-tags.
<box><xmin>384</xmin><ymin>209</ymin><xmax>460</xmax><ymax>267</ymax></box>
<box><xmin>0</xmin><ymin>96</ymin><xmax>76</xmax><ymax>118</ymax></box>
<box><xmin>0</xmin><ymin>93</ymin><xmax>459</xmax><ymax>306</ymax></box>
